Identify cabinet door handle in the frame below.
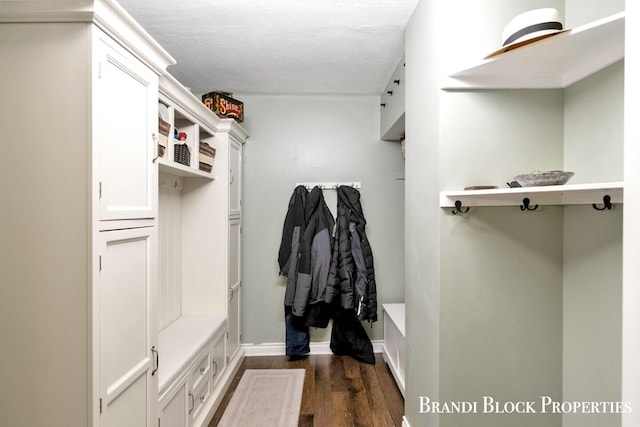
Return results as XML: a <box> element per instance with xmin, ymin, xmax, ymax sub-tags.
<box><xmin>151</xmin><ymin>346</ymin><xmax>159</xmax><ymax>376</ymax></box>
<box><xmin>188</xmin><ymin>392</ymin><xmax>194</xmax><ymax>414</ymax></box>
<box><xmin>212</xmin><ymin>360</ymin><xmax>218</xmax><ymax>377</ymax></box>
<box><xmin>152</xmin><ymin>133</ymin><xmax>159</xmax><ymax>163</ymax></box>
<box><xmin>229</xmin><ymin>168</ymin><xmax>234</xmax><ymax>185</ymax></box>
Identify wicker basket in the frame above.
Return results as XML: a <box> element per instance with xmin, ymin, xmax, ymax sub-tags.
<box><xmin>199</xmin><ymin>142</ymin><xmax>216</xmax><ymax>173</ymax></box>
<box><xmin>174</xmin><ymin>143</ymin><xmax>191</xmax><ymax>166</ymax></box>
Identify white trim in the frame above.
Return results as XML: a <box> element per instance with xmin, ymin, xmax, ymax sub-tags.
<box><xmin>402</xmin><ymin>415</ymin><xmax>411</xmax><ymax>427</ymax></box>
<box><xmin>242</xmin><ymin>340</ymin><xmax>384</xmax><ymax>357</ymax></box>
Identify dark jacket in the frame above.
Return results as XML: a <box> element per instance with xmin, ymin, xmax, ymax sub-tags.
<box><xmin>326</xmin><ymin>186</ymin><xmax>378</xmax><ymax>323</ymax></box>
<box><xmin>279</xmin><ymin>186</ymin><xmax>335</xmax><ymax>326</ymax></box>
<box><xmin>279</xmin><ymin>185</ymin><xmax>308</xmax><ymax>310</ymax></box>
<box><xmin>297</xmin><ymin>187</ymin><xmax>335</xmax><ymax>326</ymax></box>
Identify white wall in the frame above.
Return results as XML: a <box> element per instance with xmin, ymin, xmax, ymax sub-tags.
<box><xmin>405</xmin><ymin>1</ymin><xmax>624</xmax><ymax>427</ymax></box>
<box><xmin>238</xmin><ymin>95</ymin><xmax>405</xmax><ymax>346</ymax></box>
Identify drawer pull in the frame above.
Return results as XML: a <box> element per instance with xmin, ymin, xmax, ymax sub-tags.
<box><xmin>199</xmin><ymin>367</ymin><xmax>206</xmax><ymax>375</ymax></box>
<box><xmin>212</xmin><ymin>360</ymin><xmax>218</xmax><ymax>377</ymax></box>
<box><xmin>188</xmin><ymin>392</ymin><xmax>194</xmax><ymax>414</ymax></box>
<box><xmin>200</xmin><ymin>394</ymin><xmax>206</xmax><ymax>402</ymax></box>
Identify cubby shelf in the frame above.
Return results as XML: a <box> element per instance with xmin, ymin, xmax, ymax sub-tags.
<box><xmin>158</xmin><ymin>158</ymin><xmax>215</xmax><ymax>179</ymax></box>
<box><xmin>440</xmin><ymin>182</ymin><xmax>623</xmax><ymax>208</ymax></box>
<box><xmin>442</xmin><ymin>12</ymin><xmax>625</xmax><ymax>89</ymax></box>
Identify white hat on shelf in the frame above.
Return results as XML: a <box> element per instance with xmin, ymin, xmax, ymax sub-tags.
<box><xmin>485</xmin><ymin>8</ymin><xmax>569</xmax><ymax>59</ymax></box>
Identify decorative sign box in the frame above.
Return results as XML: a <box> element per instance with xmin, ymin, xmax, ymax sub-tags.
<box><xmin>202</xmin><ymin>91</ymin><xmax>244</xmax><ymax>122</ymax></box>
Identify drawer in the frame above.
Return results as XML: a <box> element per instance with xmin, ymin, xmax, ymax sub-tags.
<box><xmin>190</xmin><ymin>376</ymin><xmax>211</xmax><ymax>421</ymax></box>
<box><xmin>190</xmin><ymin>346</ymin><xmax>212</xmax><ymax>392</ymax></box>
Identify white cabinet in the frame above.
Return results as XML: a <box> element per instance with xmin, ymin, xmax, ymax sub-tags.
<box><xmin>156</xmin><ymin>74</ymin><xmax>248</xmax><ymax>427</ymax></box>
<box><xmin>229</xmin><ymin>138</ymin><xmax>242</xmax><ymax>218</ymax></box>
<box><xmin>160</xmin><ymin>377</ymin><xmax>188</xmax><ymax>427</ymax></box>
<box><xmin>212</xmin><ymin>333</ymin><xmax>226</xmax><ymax>388</ymax></box>
<box><xmin>0</xmin><ymin>4</ymin><xmax>172</xmax><ymax>426</ymax></box>
<box><xmin>227</xmin><ymin>136</ymin><xmax>244</xmax><ymax>360</ymax></box>
<box><xmin>98</xmin><ymin>227</ymin><xmax>158</xmax><ymax>427</ymax></box>
<box><xmin>228</xmin><ymin>282</ymin><xmax>242</xmax><ymax>362</ymax></box>
<box><xmin>188</xmin><ymin>345</ymin><xmax>213</xmax><ymax>424</ymax></box>
<box><xmin>1</xmin><ymin>2</ymin><xmax>247</xmax><ymax>427</ymax></box>
<box><xmin>94</xmin><ymin>31</ymin><xmax>159</xmax><ymax>224</ymax></box>
<box><xmin>158</xmin><ymin>317</ymin><xmax>228</xmax><ymax>427</ymax></box>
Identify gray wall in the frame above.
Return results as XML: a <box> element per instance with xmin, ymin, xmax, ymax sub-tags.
<box><xmin>238</xmin><ymin>95</ymin><xmax>405</xmax><ymax>345</ymax></box>
<box><xmin>405</xmin><ymin>1</ymin><xmax>623</xmax><ymax>426</ymax></box>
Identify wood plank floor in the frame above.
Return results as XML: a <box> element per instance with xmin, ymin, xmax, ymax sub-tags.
<box><xmin>209</xmin><ymin>353</ymin><xmax>404</xmax><ymax>427</ymax></box>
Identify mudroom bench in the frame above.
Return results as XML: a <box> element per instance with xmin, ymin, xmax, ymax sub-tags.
<box><xmin>158</xmin><ymin>315</ymin><xmax>228</xmax><ymax>427</ymax></box>
<box><xmin>382</xmin><ymin>303</ymin><xmax>406</xmax><ymax>397</ymax></box>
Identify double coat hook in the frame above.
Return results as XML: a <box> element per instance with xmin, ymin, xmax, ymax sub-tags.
<box><xmin>520</xmin><ymin>198</ymin><xmax>538</xmax><ymax>211</ymax></box>
<box><xmin>452</xmin><ymin>200</ymin><xmax>469</xmax><ymax>214</ymax></box>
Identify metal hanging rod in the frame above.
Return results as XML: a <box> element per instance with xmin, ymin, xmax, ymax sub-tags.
<box><xmin>296</xmin><ymin>182</ymin><xmax>362</xmax><ymax>191</ymax></box>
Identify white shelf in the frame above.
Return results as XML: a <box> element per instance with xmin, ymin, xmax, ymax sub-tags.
<box><xmin>158</xmin><ymin>158</ymin><xmax>215</xmax><ymax>179</ymax></box>
<box><xmin>443</xmin><ymin>12</ymin><xmax>624</xmax><ymax>89</ymax></box>
<box><xmin>440</xmin><ymin>182</ymin><xmax>623</xmax><ymax>208</ymax></box>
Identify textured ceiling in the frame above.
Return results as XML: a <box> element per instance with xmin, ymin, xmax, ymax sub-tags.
<box><xmin>117</xmin><ymin>0</ymin><xmax>418</xmax><ymax>96</ymax></box>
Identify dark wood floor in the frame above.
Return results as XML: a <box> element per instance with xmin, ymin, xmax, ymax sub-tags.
<box><xmin>209</xmin><ymin>353</ymin><xmax>405</xmax><ymax>427</ymax></box>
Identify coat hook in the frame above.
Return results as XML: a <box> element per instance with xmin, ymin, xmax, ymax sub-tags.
<box><xmin>520</xmin><ymin>197</ymin><xmax>538</xmax><ymax>211</ymax></box>
<box><xmin>394</xmin><ymin>79</ymin><xmax>401</xmax><ymax>85</ymax></box>
<box><xmin>387</xmin><ymin>90</ymin><xmax>393</xmax><ymax>96</ymax></box>
<box><xmin>592</xmin><ymin>194</ymin><xmax>612</xmax><ymax>211</ymax></box>
<box><xmin>380</xmin><ymin>103</ymin><xmax>386</xmax><ymax>108</ymax></box>
<box><xmin>452</xmin><ymin>200</ymin><xmax>469</xmax><ymax>214</ymax></box>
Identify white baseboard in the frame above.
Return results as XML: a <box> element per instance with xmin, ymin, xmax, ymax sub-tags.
<box><xmin>242</xmin><ymin>340</ymin><xmax>384</xmax><ymax>356</ymax></box>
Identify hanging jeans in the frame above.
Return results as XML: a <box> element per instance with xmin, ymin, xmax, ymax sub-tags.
<box><xmin>285</xmin><ymin>310</ymin><xmax>310</xmax><ymax>357</ymax></box>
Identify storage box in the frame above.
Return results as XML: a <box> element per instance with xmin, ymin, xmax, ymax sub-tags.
<box><xmin>198</xmin><ymin>142</ymin><xmax>216</xmax><ymax>173</ymax></box>
<box><xmin>202</xmin><ymin>91</ymin><xmax>244</xmax><ymax>122</ymax></box>
<box><xmin>174</xmin><ymin>143</ymin><xmax>190</xmax><ymax>166</ymax></box>
<box><xmin>158</xmin><ymin>118</ymin><xmax>171</xmax><ymax>158</ymax></box>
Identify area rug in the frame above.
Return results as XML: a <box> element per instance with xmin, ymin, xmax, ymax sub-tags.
<box><xmin>217</xmin><ymin>369</ymin><xmax>305</xmax><ymax>427</ymax></box>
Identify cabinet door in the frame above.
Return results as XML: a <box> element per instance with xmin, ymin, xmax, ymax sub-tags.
<box><xmin>228</xmin><ymin>218</ymin><xmax>241</xmax><ymax>360</ymax></box>
<box><xmin>94</xmin><ymin>30</ymin><xmax>158</xmax><ymax>222</ymax></box>
<box><xmin>160</xmin><ymin>380</ymin><xmax>188</xmax><ymax>427</ymax></box>
<box><xmin>98</xmin><ymin>227</ymin><xmax>157</xmax><ymax>427</ymax></box>
<box><xmin>212</xmin><ymin>332</ymin><xmax>226</xmax><ymax>388</ymax></box>
<box><xmin>228</xmin><ymin>139</ymin><xmax>242</xmax><ymax>218</ymax></box>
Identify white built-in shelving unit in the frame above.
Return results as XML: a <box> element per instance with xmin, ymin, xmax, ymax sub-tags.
<box><xmin>440</xmin><ymin>12</ymin><xmax>625</xmax><ymax>210</ymax></box>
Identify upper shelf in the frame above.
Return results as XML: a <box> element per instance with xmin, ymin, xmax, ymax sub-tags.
<box><xmin>440</xmin><ymin>182</ymin><xmax>623</xmax><ymax>208</ymax></box>
<box><xmin>442</xmin><ymin>12</ymin><xmax>625</xmax><ymax>90</ymax></box>
<box><xmin>158</xmin><ymin>158</ymin><xmax>215</xmax><ymax>179</ymax></box>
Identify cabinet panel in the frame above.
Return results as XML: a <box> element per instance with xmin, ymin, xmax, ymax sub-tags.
<box><xmin>228</xmin><ymin>218</ymin><xmax>241</xmax><ymax>360</ymax></box>
<box><xmin>229</xmin><ymin>139</ymin><xmax>242</xmax><ymax>218</ymax></box>
<box><xmin>94</xmin><ymin>31</ymin><xmax>158</xmax><ymax>222</ymax></box>
<box><xmin>212</xmin><ymin>333</ymin><xmax>226</xmax><ymax>387</ymax></box>
<box><xmin>160</xmin><ymin>380</ymin><xmax>188</xmax><ymax>427</ymax></box>
<box><xmin>228</xmin><ymin>285</ymin><xmax>241</xmax><ymax>362</ymax></box>
<box><xmin>98</xmin><ymin>227</ymin><xmax>157</xmax><ymax>427</ymax></box>
<box><xmin>228</xmin><ymin>218</ymin><xmax>241</xmax><ymax>291</ymax></box>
